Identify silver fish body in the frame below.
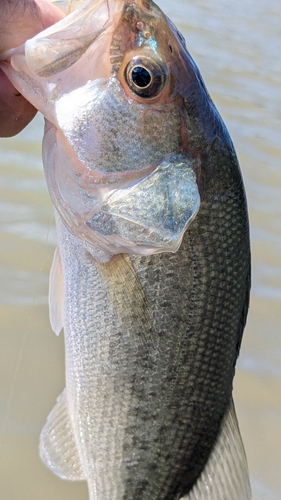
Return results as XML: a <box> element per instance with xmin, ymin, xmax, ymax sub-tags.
<box><xmin>0</xmin><ymin>0</ymin><xmax>251</xmax><ymax>498</ymax></box>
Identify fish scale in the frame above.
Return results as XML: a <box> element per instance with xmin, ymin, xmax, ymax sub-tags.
<box><xmin>126</xmin><ymin>193</ymin><xmax>249</xmax><ymax>498</ymax></box>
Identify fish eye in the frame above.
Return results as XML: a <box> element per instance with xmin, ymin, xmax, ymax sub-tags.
<box><xmin>125</xmin><ymin>56</ymin><xmax>167</xmax><ymax>99</ymax></box>
<box><xmin>131</xmin><ymin>66</ymin><xmax>152</xmax><ymax>88</ymax></box>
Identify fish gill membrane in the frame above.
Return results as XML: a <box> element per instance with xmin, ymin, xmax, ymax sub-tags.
<box><xmin>0</xmin><ymin>1</ymin><xmax>251</xmax><ymax>499</ymax></box>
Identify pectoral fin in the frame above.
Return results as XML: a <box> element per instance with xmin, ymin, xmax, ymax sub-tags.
<box><xmin>49</xmin><ymin>246</ymin><xmax>64</xmax><ymax>336</ymax></box>
<box><xmin>182</xmin><ymin>398</ymin><xmax>251</xmax><ymax>500</ymax></box>
<box><xmin>39</xmin><ymin>390</ymin><xmax>85</xmax><ymax>481</ymax></box>
<box><xmin>97</xmin><ymin>254</ymin><xmax>157</xmax><ymax>350</ymax></box>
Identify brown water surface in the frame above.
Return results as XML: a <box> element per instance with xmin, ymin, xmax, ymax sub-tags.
<box><xmin>0</xmin><ymin>1</ymin><xmax>280</xmax><ymax>499</ymax></box>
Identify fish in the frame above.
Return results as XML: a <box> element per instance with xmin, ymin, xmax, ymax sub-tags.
<box><xmin>0</xmin><ymin>0</ymin><xmax>251</xmax><ymax>498</ymax></box>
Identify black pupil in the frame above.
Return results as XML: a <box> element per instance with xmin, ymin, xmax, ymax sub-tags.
<box><xmin>131</xmin><ymin>66</ymin><xmax>151</xmax><ymax>88</ymax></box>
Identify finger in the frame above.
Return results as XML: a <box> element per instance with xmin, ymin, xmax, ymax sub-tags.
<box><xmin>0</xmin><ymin>69</ymin><xmax>37</xmax><ymax>137</ymax></box>
<box><xmin>35</xmin><ymin>0</ymin><xmax>64</xmax><ymax>29</ymax></box>
<box><xmin>0</xmin><ymin>0</ymin><xmax>64</xmax><ymax>137</ymax></box>
<box><xmin>0</xmin><ymin>0</ymin><xmax>64</xmax><ymax>51</ymax></box>
<box><xmin>0</xmin><ymin>1</ymin><xmax>43</xmax><ymax>52</ymax></box>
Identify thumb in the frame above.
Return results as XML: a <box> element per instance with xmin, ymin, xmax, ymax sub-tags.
<box><xmin>0</xmin><ymin>0</ymin><xmax>64</xmax><ymax>137</ymax></box>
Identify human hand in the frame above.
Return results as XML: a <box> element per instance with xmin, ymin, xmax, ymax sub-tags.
<box><xmin>0</xmin><ymin>0</ymin><xmax>64</xmax><ymax>137</ymax></box>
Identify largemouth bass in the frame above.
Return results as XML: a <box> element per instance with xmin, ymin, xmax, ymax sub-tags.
<box><xmin>0</xmin><ymin>0</ymin><xmax>251</xmax><ymax>498</ymax></box>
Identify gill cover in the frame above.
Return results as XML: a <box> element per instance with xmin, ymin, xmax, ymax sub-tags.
<box><xmin>86</xmin><ymin>154</ymin><xmax>199</xmax><ymax>254</ymax></box>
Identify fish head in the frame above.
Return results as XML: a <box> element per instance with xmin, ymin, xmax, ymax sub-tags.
<box><xmin>5</xmin><ymin>0</ymin><xmax>203</xmax><ymax>261</ymax></box>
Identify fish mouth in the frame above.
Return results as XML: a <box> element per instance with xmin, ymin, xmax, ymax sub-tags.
<box><xmin>24</xmin><ymin>0</ymin><xmax>123</xmax><ymax>78</ymax></box>
<box><xmin>24</xmin><ymin>0</ymin><xmax>162</xmax><ymax>80</ymax></box>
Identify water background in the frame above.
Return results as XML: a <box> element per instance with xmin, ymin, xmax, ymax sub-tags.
<box><xmin>0</xmin><ymin>0</ymin><xmax>280</xmax><ymax>499</ymax></box>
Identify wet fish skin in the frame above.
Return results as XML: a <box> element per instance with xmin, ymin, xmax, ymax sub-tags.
<box><xmin>0</xmin><ymin>0</ymin><xmax>251</xmax><ymax>498</ymax></box>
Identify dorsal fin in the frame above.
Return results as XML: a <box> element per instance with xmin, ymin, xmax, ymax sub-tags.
<box><xmin>49</xmin><ymin>246</ymin><xmax>64</xmax><ymax>335</ymax></box>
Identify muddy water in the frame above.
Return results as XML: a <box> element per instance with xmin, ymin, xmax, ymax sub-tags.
<box><xmin>0</xmin><ymin>1</ymin><xmax>280</xmax><ymax>499</ymax></box>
